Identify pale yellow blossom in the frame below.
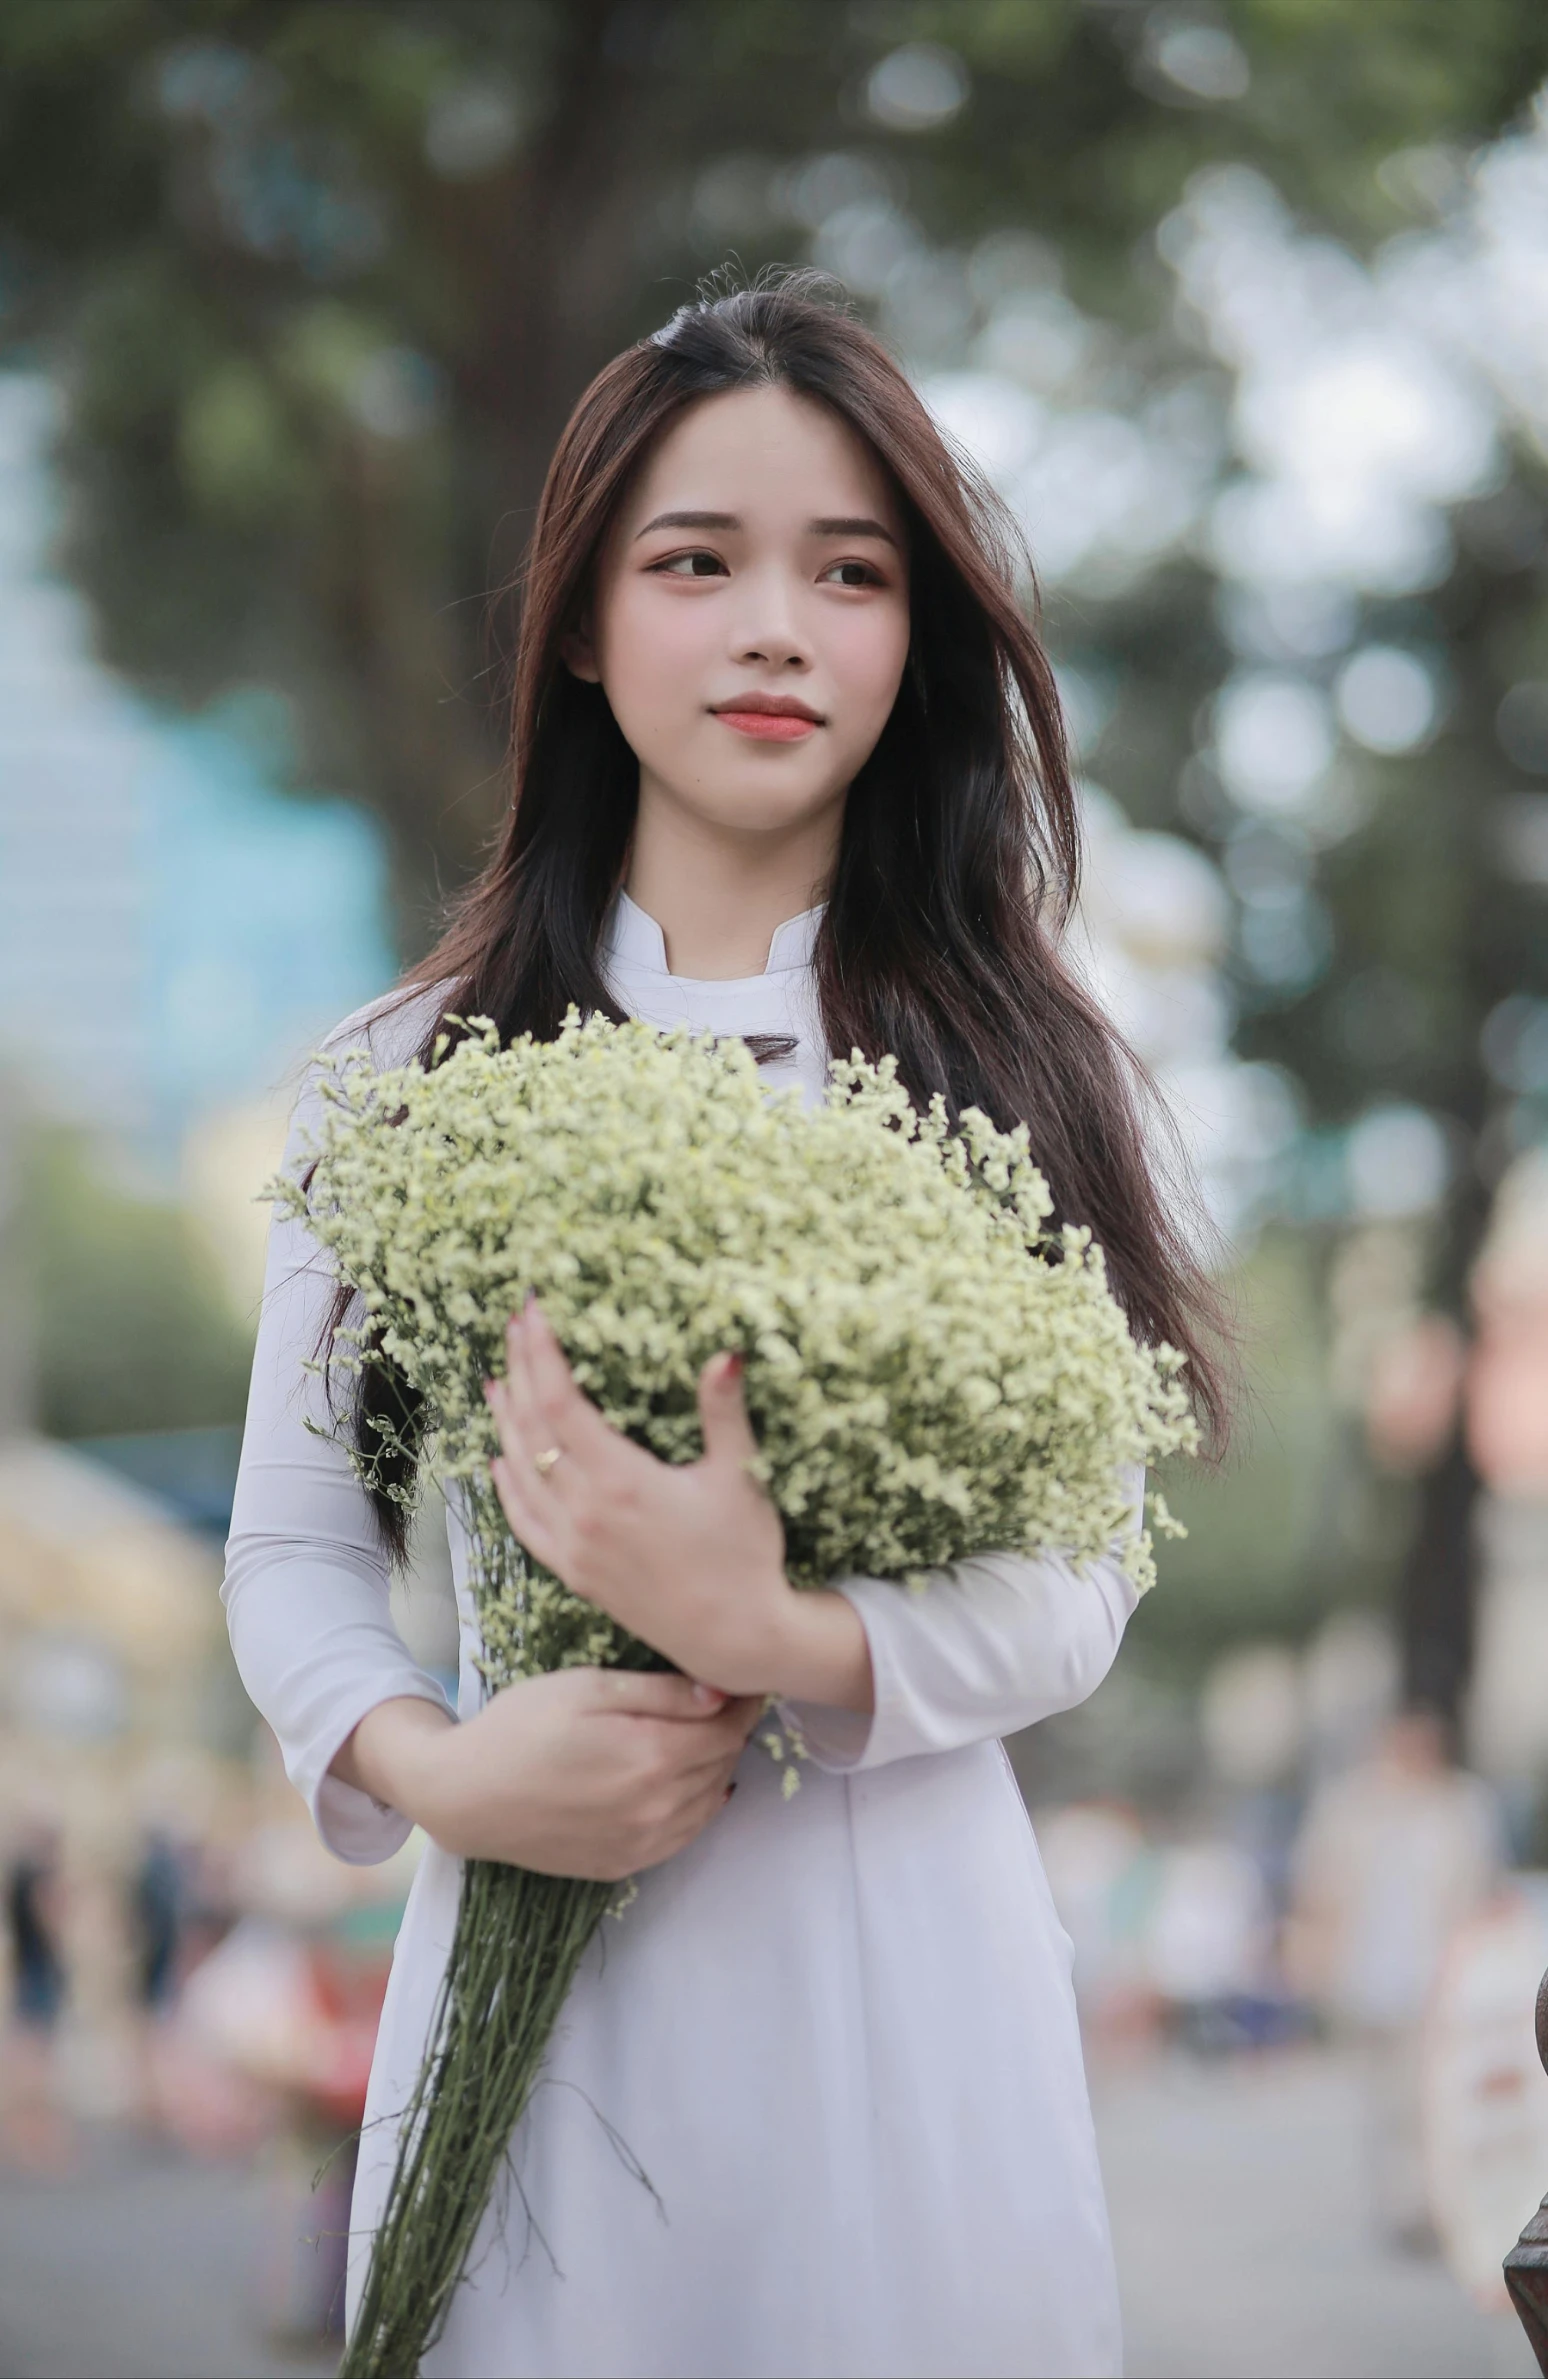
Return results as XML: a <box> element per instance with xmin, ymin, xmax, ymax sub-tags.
<box><xmin>274</xmin><ymin>1012</ymin><xmax>1195</xmax><ymax>1685</ymax></box>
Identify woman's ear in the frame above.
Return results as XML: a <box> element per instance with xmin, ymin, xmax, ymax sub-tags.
<box><xmin>560</xmin><ymin>620</ymin><xmax>602</xmax><ymax>683</ymax></box>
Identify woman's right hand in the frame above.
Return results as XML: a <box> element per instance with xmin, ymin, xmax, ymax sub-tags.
<box><xmin>332</xmin><ymin>1671</ymin><xmax>763</xmax><ymax>1881</ymax></box>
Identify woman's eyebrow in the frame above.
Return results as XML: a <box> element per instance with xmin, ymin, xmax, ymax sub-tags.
<box><xmin>634</xmin><ymin>509</ymin><xmax>738</xmax><ymax>538</ymax></box>
<box><xmin>809</xmin><ymin>515</ymin><xmax>898</xmax><ymax>546</ymax></box>
<box><xmin>633</xmin><ymin>509</ymin><xmax>899</xmax><ymax>546</ymax></box>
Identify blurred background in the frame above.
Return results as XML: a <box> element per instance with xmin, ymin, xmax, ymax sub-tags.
<box><xmin>1</xmin><ymin>3</ymin><xmax>1547</xmax><ymax>2373</ymax></box>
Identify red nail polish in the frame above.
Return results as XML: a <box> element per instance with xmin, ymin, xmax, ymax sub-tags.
<box><xmin>724</xmin><ymin>1352</ymin><xmax>743</xmax><ymax>1379</ymax></box>
<box><xmin>722</xmin><ymin>1781</ymin><xmax>738</xmax><ymax>1802</ymax></box>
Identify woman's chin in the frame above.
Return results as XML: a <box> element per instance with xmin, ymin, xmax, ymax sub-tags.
<box><xmin>704</xmin><ymin>792</ymin><xmax>840</xmax><ymax>841</ymax></box>
<box><xmin>645</xmin><ymin>765</ymin><xmax>845</xmax><ymax>844</ymax></box>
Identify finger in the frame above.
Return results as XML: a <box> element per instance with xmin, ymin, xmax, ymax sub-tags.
<box><xmin>671</xmin><ymin>1700</ymin><xmax>763</xmax><ymax>1779</ymax></box>
<box><xmin>673</xmin><ymin>1767</ymin><xmax>740</xmax><ymax>1837</ymax></box>
<box><xmin>695</xmin><ymin>1352</ymin><xmax>761</xmax><ymax>1472</ymax></box>
<box><xmin>725</xmin><ymin>1693</ymin><xmax>766</xmax><ymax>1740</ymax></box>
<box><xmin>518</xmin><ymin>1301</ymin><xmax>621</xmax><ymax>1470</ymax></box>
<box><xmin>499</xmin><ymin>1317</ymin><xmax>590</xmax><ymax>1515</ymax></box>
<box><xmin>484</xmin><ymin>1368</ymin><xmax>539</xmax><ymax>1475</ymax></box>
<box><xmin>583</xmin><ymin>1670</ymin><xmax>730</xmax><ymax>1721</ymax></box>
<box><xmin>485</xmin><ymin>1377</ymin><xmax>562</xmax><ymax>1538</ymax></box>
<box><xmin>669</xmin><ymin>1716</ymin><xmax>752</xmax><ymax>1782</ymax></box>
<box><xmin>501</xmin><ymin>1316</ymin><xmax>555</xmax><ymax>1463</ymax></box>
<box><xmin>489</xmin><ymin>1449</ymin><xmax>557</xmax><ymax>1560</ymax></box>
<box><xmin>489</xmin><ymin>1453</ymin><xmax>562</xmax><ymax>1570</ymax></box>
<box><xmin>487</xmin><ymin>1339</ymin><xmax>561</xmax><ymax>1469</ymax></box>
<box><xmin>706</xmin><ymin>1698</ymin><xmax>764</xmax><ymax>1756</ymax></box>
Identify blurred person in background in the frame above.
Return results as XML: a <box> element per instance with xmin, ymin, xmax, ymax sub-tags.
<box><xmin>1034</xmin><ymin>1800</ymin><xmax>1159</xmax><ymax>2050</ymax></box>
<box><xmin>128</xmin><ymin>1822</ymin><xmax>204</xmax><ymax>2139</ymax></box>
<box><xmin>130</xmin><ymin>1827</ymin><xmax>187</xmax><ymax>2020</ymax></box>
<box><xmin>1143</xmin><ymin>1834</ymin><xmax>1280</xmax><ymax>2055</ymax></box>
<box><xmin>1287</xmin><ymin>1707</ymin><xmax>1506</xmax><ymax>2250</ymax></box>
<box><xmin>2</xmin><ymin>1815</ymin><xmax>70</xmax><ymax>2168</ymax></box>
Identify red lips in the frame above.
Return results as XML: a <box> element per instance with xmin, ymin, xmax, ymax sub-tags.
<box><xmin>711</xmin><ymin>692</ymin><xmax>824</xmax><ymax>742</ymax></box>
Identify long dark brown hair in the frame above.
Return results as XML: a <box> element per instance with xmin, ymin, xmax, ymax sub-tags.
<box><xmin>347</xmin><ymin>271</ymin><xmax>1229</xmax><ymax>1554</ymax></box>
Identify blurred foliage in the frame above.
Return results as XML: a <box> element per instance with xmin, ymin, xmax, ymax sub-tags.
<box><xmin>22</xmin><ymin>1131</ymin><xmax>255</xmax><ymax>1440</ymax></box>
<box><xmin>1</xmin><ymin>0</ymin><xmax>1543</xmax><ymax>931</ymax></box>
<box><xmin>1144</xmin><ymin>1230</ymin><xmax>1359</xmax><ymax>1657</ymax></box>
<box><xmin>2</xmin><ymin>0</ymin><xmax>1547</xmax><ymax>1683</ymax></box>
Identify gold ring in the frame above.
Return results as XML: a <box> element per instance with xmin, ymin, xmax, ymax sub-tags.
<box><xmin>533</xmin><ymin>1445</ymin><xmax>563</xmax><ymax>1478</ymax></box>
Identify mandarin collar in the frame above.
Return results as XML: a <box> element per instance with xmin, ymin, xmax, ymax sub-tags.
<box><xmin>604</xmin><ymin>889</ymin><xmax>824</xmax><ymax>981</ymax></box>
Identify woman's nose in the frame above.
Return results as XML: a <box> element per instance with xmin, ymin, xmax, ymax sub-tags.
<box><xmin>730</xmin><ymin>568</ymin><xmax>812</xmax><ymax>671</ymax></box>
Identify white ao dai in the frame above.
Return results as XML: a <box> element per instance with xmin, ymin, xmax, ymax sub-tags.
<box><xmin>223</xmin><ymin>892</ymin><xmax>1133</xmax><ymax>2377</ymax></box>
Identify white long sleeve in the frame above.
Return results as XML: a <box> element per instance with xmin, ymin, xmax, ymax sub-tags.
<box><xmin>223</xmin><ymin>998</ymin><xmax>452</xmax><ymax>1865</ymax></box>
<box><xmin>779</xmin><ymin>1466</ymin><xmax>1144</xmax><ymax>1771</ymax></box>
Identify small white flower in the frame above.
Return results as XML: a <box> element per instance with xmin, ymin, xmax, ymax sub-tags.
<box><xmin>270</xmin><ymin>1012</ymin><xmax>1195</xmax><ymax>1689</ymax></box>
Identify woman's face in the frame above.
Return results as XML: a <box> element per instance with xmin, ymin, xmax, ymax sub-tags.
<box><xmin>567</xmin><ymin>384</ymin><xmax>910</xmax><ymax>848</ymax></box>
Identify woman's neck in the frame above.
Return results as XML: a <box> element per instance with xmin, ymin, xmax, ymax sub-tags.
<box><xmin>624</xmin><ymin>779</ymin><xmax>838</xmax><ymax>979</ymax></box>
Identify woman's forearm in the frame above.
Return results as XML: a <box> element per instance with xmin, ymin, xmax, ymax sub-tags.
<box><xmin>331</xmin><ymin>1671</ymin><xmax>760</xmax><ymax>1876</ymax></box>
<box><xmin>332</xmin><ymin>1695</ymin><xmax>459</xmax><ymax>1823</ymax></box>
<box><xmin>759</xmin><ymin>1588</ymin><xmax>875</xmax><ymax>1713</ymax></box>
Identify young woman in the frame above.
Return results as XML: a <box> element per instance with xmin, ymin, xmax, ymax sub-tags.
<box><xmin>224</xmin><ymin>274</ymin><xmax>1224</xmax><ymax>2379</ymax></box>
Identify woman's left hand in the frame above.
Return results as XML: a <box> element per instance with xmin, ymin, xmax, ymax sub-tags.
<box><xmin>486</xmin><ymin>1301</ymin><xmax>871</xmax><ymax>1709</ymax></box>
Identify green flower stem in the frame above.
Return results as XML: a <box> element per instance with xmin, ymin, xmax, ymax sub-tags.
<box><xmin>341</xmin><ymin>1859</ymin><xmax>616</xmax><ymax>2379</ymax></box>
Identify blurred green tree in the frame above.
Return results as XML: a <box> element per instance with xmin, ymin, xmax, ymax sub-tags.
<box><xmin>3</xmin><ymin>0</ymin><xmax>1546</xmax><ymax>1702</ymax></box>
<box><xmin>0</xmin><ymin>0</ymin><xmax>1539</xmax><ymax>928</ymax></box>
<box><xmin>23</xmin><ymin>1131</ymin><xmax>254</xmax><ymax>1439</ymax></box>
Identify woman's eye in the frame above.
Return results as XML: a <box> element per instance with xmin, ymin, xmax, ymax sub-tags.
<box><xmin>656</xmin><ymin>550</ymin><xmax>727</xmax><ymax>577</ymax></box>
<box><xmin>821</xmin><ymin>559</ymin><xmax>882</xmax><ymax>589</ymax></box>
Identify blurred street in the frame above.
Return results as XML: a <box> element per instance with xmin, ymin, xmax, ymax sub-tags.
<box><xmin>1097</xmin><ymin>2047</ymin><xmax>1537</xmax><ymax>2379</ymax></box>
<box><xmin>0</xmin><ymin>2137</ymin><xmax>333</xmax><ymax>2379</ymax></box>
<box><xmin>0</xmin><ymin>2044</ymin><xmax>1537</xmax><ymax>2379</ymax></box>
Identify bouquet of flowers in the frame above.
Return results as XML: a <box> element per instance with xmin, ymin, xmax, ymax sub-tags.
<box><xmin>281</xmin><ymin>1012</ymin><xmax>1195</xmax><ymax>2376</ymax></box>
